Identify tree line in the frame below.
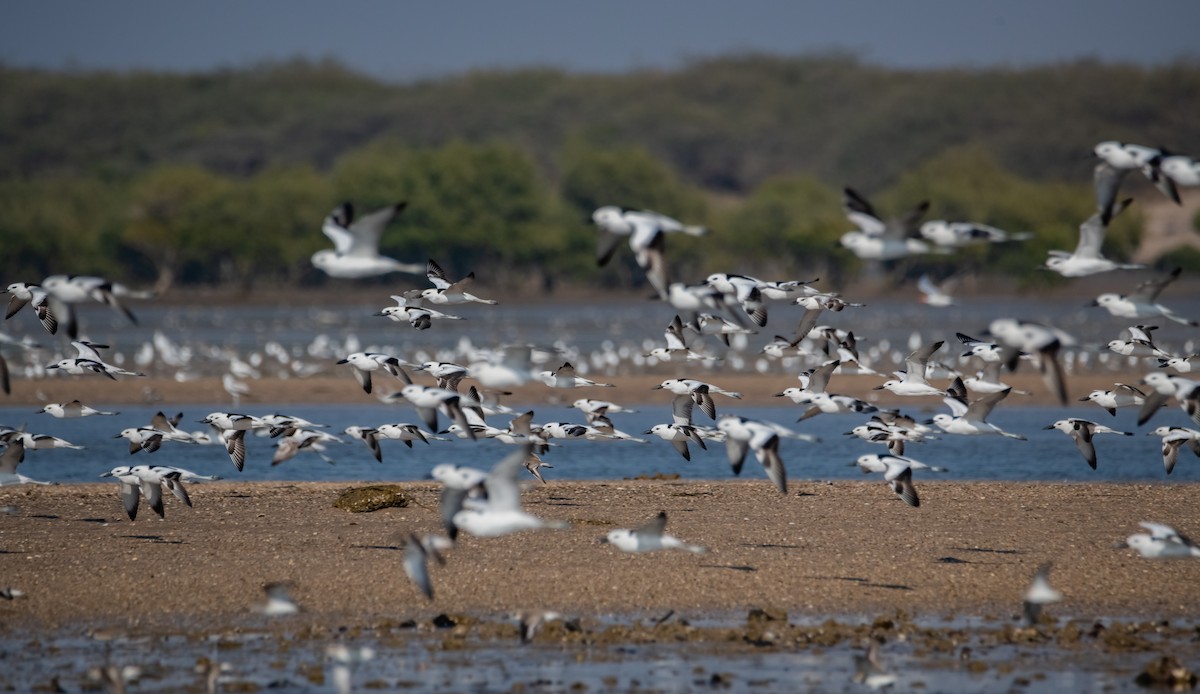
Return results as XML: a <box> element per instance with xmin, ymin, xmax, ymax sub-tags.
<box><xmin>0</xmin><ymin>54</ymin><xmax>1195</xmax><ymax>292</ymax></box>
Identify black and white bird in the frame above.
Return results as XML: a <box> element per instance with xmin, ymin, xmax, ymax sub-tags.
<box><xmin>337</xmin><ymin>352</ymin><xmax>410</xmax><ymax>394</ymax></box>
<box><xmin>1043</xmin><ymin>197</ymin><xmax>1142</xmax><ymax>277</ymax></box>
<box><xmin>1117</xmin><ymin>522</ymin><xmax>1200</xmax><ymax>559</ymax></box>
<box><xmin>402</xmin><ymin>533</ymin><xmax>448</xmax><ymax>601</ymax></box>
<box><xmin>450</xmin><ymin>444</ymin><xmax>569</xmax><ymax>538</ymax></box>
<box><xmin>377</xmin><ymin>294</ymin><xmax>462</xmax><ymax>330</ymax></box>
<box><xmin>838</xmin><ymin>187</ymin><xmax>932</xmax><ymax>261</ymax></box>
<box><xmin>591</xmin><ymin>206</ymin><xmax>707</xmax><ymax>300</ymax></box>
<box><xmin>406</xmin><ymin>258</ymin><xmax>497</xmax><ymax>306</ymax></box>
<box><xmin>1093</xmin><ymin>141</ymin><xmax>1179</xmax><ymax>219</ymax></box>
<box><xmin>853</xmin><ymin>453</ymin><xmax>942</xmax><ymax>508</ymax></box>
<box><xmin>40</xmin><ymin>274</ymin><xmax>147</xmax><ymax>339</ymax></box>
<box><xmin>601</xmin><ymin>511</ymin><xmax>707</xmax><ymax>554</ymax></box>
<box><xmin>716</xmin><ymin>415</ymin><xmax>790</xmax><ymax>494</ymax></box>
<box><xmin>46</xmin><ymin>340</ymin><xmax>145</xmax><ymax>380</ymax></box>
<box><xmin>38</xmin><ymin>400</ymin><xmax>117</xmax><ymax>418</ymax></box>
<box><xmin>1022</xmin><ymin>563</ymin><xmax>1063</xmax><ymax>626</ymax></box>
<box><xmin>1146</xmin><ymin>426</ymin><xmax>1200</xmax><ymax>475</ymax></box>
<box><xmin>919</xmin><ymin>220</ymin><xmax>1032</xmax><ymax>249</ymax></box>
<box><xmin>987</xmin><ymin>318</ymin><xmax>1073</xmax><ymax>405</ymax></box>
<box><xmin>1138</xmin><ymin>373</ymin><xmax>1200</xmax><ymax>427</ymax></box>
<box><xmin>311</xmin><ymin>202</ymin><xmax>424</xmax><ymax>278</ymax></box>
<box><xmin>1043</xmin><ymin>418</ymin><xmax>1132</xmax><ymax>470</ymax></box>
<box><xmin>0</xmin><ymin>442</ymin><xmax>53</xmax><ymax>487</ymax></box>
<box><xmin>1090</xmin><ymin>267</ymin><xmax>1198</xmax><ymax>326</ymax></box>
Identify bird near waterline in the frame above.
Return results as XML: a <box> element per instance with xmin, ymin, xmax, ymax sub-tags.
<box><xmin>1043</xmin><ymin>418</ymin><xmax>1132</xmax><ymax>470</ymax></box>
<box><xmin>1022</xmin><ymin>563</ymin><xmax>1063</xmax><ymax>627</ymax></box>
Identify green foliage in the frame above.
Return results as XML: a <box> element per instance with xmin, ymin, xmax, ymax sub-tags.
<box><xmin>1158</xmin><ymin>246</ymin><xmax>1200</xmax><ymax>275</ymax></box>
<box><xmin>713</xmin><ymin>175</ymin><xmax>846</xmax><ymax>278</ymax></box>
<box><xmin>0</xmin><ymin>57</ymin><xmax>1195</xmax><ymax>291</ymax></box>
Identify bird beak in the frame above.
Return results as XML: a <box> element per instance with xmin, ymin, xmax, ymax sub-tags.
<box><xmin>1086</xmin><ymin>300</ymin><xmax>1100</xmax><ymax>307</ymax></box>
<box><xmin>642</xmin><ymin>430</ymin><xmax>654</xmax><ymax>435</ymax></box>
<box><xmin>99</xmin><ymin>471</ymin><xmax>112</xmax><ymax>477</ymax></box>
<box><xmin>1112</xmin><ymin>540</ymin><xmax>1129</xmax><ymax>549</ymax></box>
<box><xmin>772</xmin><ymin>392</ymin><xmax>785</xmax><ymax>397</ymax></box>
<box><xmin>597</xmin><ymin>536</ymin><xmax>609</xmax><ymax>544</ymax></box>
<box><xmin>336</xmin><ymin>358</ymin><xmax>349</xmax><ymax>364</ymax></box>
<box><xmin>1076</xmin><ymin>395</ymin><xmax>1091</xmax><ymax>402</ymax></box>
<box><xmin>650</xmin><ymin>385</ymin><xmax>663</xmax><ymax>390</ymax></box>
<box><xmin>1042</xmin><ymin>424</ymin><xmax>1055</xmax><ymax>430</ymax></box>
<box><xmin>871</xmin><ymin>385</ymin><xmax>885</xmax><ymax>390</ymax></box>
<box><xmin>112</xmin><ymin>434</ymin><xmax>124</xmax><ymax>439</ymax></box>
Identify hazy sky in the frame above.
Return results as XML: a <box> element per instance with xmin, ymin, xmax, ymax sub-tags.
<box><xmin>3</xmin><ymin>1</ymin><xmax>1197</xmax><ymax>80</ymax></box>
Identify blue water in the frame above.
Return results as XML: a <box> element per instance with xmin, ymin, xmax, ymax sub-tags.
<box><xmin>5</xmin><ymin>402</ymin><xmax>1196</xmax><ymax>485</ymax></box>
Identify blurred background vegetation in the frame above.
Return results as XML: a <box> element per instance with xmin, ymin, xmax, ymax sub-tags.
<box><xmin>1</xmin><ymin>54</ymin><xmax>1197</xmax><ymax>295</ymax></box>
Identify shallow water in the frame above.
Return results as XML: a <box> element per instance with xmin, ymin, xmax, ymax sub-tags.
<box><xmin>3</xmin><ymin>613</ymin><xmax>1194</xmax><ymax>693</ymax></box>
<box><xmin>4</xmin><ymin>402</ymin><xmax>1198</xmax><ymax>485</ymax></box>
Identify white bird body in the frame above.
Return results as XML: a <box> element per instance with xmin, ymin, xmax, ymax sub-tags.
<box><xmin>450</xmin><ymin>445</ymin><xmax>568</xmax><ymax>538</ymax></box>
<box><xmin>311</xmin><ymin>202</ymin><xmax>423</xmax><ymax>278</ymax></box>
<box><xmin>602</xmin><ymin>512</ymin><xmax>706</xmax><ymax>554</ymax></box>
<box><xmin>39</xmin><ymin>400</ymin><xmax>117</xmax><ymax>418</ymax></box>
<box><xmin>932</xmin><ymin>388</ymin><xmax>1026</xmax><ymax>440</ymax></box>
<box><xmin>1161</xmin><ymin>155</ymin><xmax>1200</xmax><ymax>186</ymax></box>
<box><xmin>1120</xmin><ymin>522</ymin><xmax>1200</xmax><ymax>559</ymax></box>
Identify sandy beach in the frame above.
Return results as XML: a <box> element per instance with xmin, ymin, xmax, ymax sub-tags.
<box><xmin>2</xmin><ymin>478</ymin><xmax>1198</xmax><ymax>632</ymax></box>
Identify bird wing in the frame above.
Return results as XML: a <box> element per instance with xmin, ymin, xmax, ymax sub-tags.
<box><xmin>806</xmin><ymin>359</ymin><xmax>840</xmax><ymax>394</ymax></box>
<box><xmin>890</xmin><ymin>466</ymin><xmax>920</xmax><ymax>507</ymax></box>
<box><xmin>140</xmin><ymin>478</ymin><xmax>165</xmax><ymax>518</ymax></box>
<box><xmin>483</xmin><ymin>443</ymin><xmax>534</xmax><ymax>512</ymax></box>
<box><xmin>343</xmin><ymin>202</ymin><xmax>406</xmax><ymax>258</ymax></box>
<box><xmin>671</xmin><ymin>394</ymin><xmax>695</xmax><ymax>425</ymax></box>
<box><xmin>0</xmin><ymin>441</ymin><xmax>24</xmax><ymax>474</ymax></box>
<box><xmin>664</xmin><ymin>315</ymin><xmax>688</xmax><ymax>351</ymax></box>
<box><xmin>723</xmin><ymin>437</ymin><xmax>750</xmax><ymax>475</ymax></box>
<box><xmin>756</xmin><ymin>435</ymin><xmax>787</xmax><ymax>494</ymax></box>
<box><xmin>903</xmin><ymin>341</ymin><xmax>944</xmax><ymax>384</ymax></box>
<box><xmin>1068</xmin><ymin>422</ymin><xmax>1098</xmax><ymax>470</ymax></box>
<box><xmin>634</xmin><ymin>511</ymin><xmax>668</xmax><ymax>539</ymax></box>
<box><xmin>843</xmin><ymin>187</ymin><xmax>885</xmax><ymax>235</ymax></box>
<box><xmin>595</xmin><ymin>229</ymin><xmax>624</xmax><ymax>267</ymax></box>
<box><xmin>1076</xmin><ymin>197</ymin><xmax>1131</xmax><ymax>258</ymax></box>
<box><xmin>1130</xmin><ymin>267</ymin><xmax>1182</xmax><ymax>303</ymax></box>
<box><xmin>403</xmin><ymin>537</ymin><xmax>435</xmax><ymax>600</ymax></box>
<box><xmin>1092</xmin><ymin>162</ymin><xmax>1129</xmax><ymax>222</ymax></box>
<box><xmin>964</xmin><ymin>388</ymin><xmax>1012</xmax><ymax>421</ymax></box>
<box><xmin>120</xmin><ymin>479</ymin><xmax>141</xmax><ymax>521</ymax></box>
<box><xmin>425</xmin><ymin>258</ymin><xmax>452</xmax><ymax>289</ymax></box>
<box><xmin>1139</xmin><ymin>521</ymin><xmax>1195</xmax><ymax>547</ymax></box>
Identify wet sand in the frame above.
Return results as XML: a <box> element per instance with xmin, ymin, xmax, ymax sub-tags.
<box><xmin>2</xmin><ymin>479</ymin><xmax>1198</xmax><ymax>632</ymax></box>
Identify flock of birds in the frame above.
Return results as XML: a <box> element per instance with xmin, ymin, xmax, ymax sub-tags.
<box><xmin>3</xmin><ymin>138</ymin><xmax>1200</xmax><ymax>690</ymax></box>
